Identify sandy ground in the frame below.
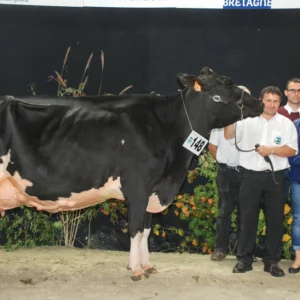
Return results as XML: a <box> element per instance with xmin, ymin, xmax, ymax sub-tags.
<box><xmin>0</xmin><ymin>247</ymin><xmax>299</xmax><ymax>300</ymax></box>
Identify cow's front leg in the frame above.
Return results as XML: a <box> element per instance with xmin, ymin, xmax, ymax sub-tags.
<box><xmin>129</xmin><ymin>231</ymin><xmax>149</xmax><ymax>281</ymax></box>
<box><xmin>140</xmin><ymin>212</ymin><xmax>158</xmax><ymax>275</ymax></box>
<box><xmin>127</xmin><ymin>203</ymin><xmax>149</xmax><ymax>281</ymax></box>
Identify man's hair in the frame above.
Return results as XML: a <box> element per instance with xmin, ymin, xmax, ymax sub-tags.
<box><xmin>286</xmin><ymin>78</ymin><xmax>300</xmax><ymax>89</ymax></box>
<box><xmin>259</xmin><ymin>86</ymin><xmax>282</xmax><ymax>100</ymax></box>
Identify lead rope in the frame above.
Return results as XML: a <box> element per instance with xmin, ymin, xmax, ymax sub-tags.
<box><xmin>179</xmin><ymin>90</ymin><xmax>193</xmax><ymax>131</ymax></box>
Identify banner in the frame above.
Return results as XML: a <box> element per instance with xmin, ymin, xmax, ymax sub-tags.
<box><xmin>84</xmin><ymin>0</ymin><xmax>175</xmax><ymax>8</ymax></box>
<box><xmin>0</xmin><ymin>0</ymin><xmax>82</xmax><ymax>6</ymax></box>
<box><xmin>175</xmin><ymin>0</ymin><xmax>300</xmax><ymax>9</ymax></box>
<box><xmin>0</xmin><ymin>0</ymin><xmax>300</xmax><ymax>9</ymax></box>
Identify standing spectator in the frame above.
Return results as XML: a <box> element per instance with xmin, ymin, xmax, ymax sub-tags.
<box><xmin>278</xmin><ymin>78</ymin><xmax>300</xmax><ymax>121</ymax></box>
<box><xmin>287</xmin><ymin>118</ymin><xmax>300</xmax><ymax>274</ymax></box>
<box><xmin>209</xmin><ymin>86</ymin><xmax>250</xmax><ymax>261</ymax></box>
<box><xmin>278</xmin><ymin>78</ymin><xmax>300</xmax><ymax>197</ymax></box>
<box><xmin>224</xmin><ymin>86</ymin><xmax>298</xmax><ymax>277</ymax></box>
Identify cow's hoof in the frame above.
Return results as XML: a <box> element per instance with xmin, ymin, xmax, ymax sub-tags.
<box><xmin>131</xmin><ymin>272</ymin><xmax>149</xmax><ymax>281</ymax></box>
<box><xmin>144</xmin><ymin>267</ymin><xmax>158</xmax><ymax>275</ymax></box>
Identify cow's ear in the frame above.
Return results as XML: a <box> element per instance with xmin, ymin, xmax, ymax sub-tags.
<box><xmin>177</xmin><ymin>74</ymin><xmax>201</xmax><ymax>91</ymax></box>
<box><xmin>193</xmin><ymin>81</ymin><xmax>202</xmax><ymax>92</ymax></box>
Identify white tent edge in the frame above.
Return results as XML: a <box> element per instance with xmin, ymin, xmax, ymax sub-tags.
<box><xmin>0</xmin><ymin>0</ymin><xmax>300</xmax><ymax>9</ymax></box>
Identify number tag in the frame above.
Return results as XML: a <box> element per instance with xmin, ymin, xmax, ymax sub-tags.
<box><xmin>182</xmin><ymin>130</ymin><xmax>208</xmax><ymax>156</ymax></box>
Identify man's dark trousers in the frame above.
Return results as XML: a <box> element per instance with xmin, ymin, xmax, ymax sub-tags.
<box><xmin>237</xmin><ymin>169</ymin><xmax>285</xmax><ymax>265</ymax></box>
<box><xmin>215</xmin><ymin>164</ymin><xmax>243</xmax><ymax>252</ymax></box>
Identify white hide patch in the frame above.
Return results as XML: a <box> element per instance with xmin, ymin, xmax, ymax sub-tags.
<box><xmin>121</xmin><ymin>139</ymin><xmax>125</xmax><ymax>145</ymax></box>
<box><xmin>0</xmin><ymin>150</ymin><xmax>11</xmax><ymax>177</ymax></box>
<box><xmin>0</xmin><ymin>151</ymin><xmax>32</xmax><ymax>212</ymax></box>
<box><xmin>146</xmin><ymin>193</ymin><xmax>168</xmax><ymax>213</ymax></box>
<box><xmin>28</xmin><ymin>177</ymin><xmax>125</xmax><ymax>213</ymax></box>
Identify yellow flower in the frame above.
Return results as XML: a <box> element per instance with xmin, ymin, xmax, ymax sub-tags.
<box><xmin>181</xmin><ymin>206</ymin><xmax>189</xmax><ymax>214</ymax></box>
<box><xmin>284</xmin><ymin>204</ymin><xmax>291</xmax><ymax>215</ymax></box>
<box><xmin>282</xmin><ymin>234</ymin><xmax>291</xmax><ymax>242</ymax></box>
<box><xmin>177</xmin><ymin>228</ymin><xmax>184</xmax><ymax>236</ymax></box>
<box><xmin>153</xmin><ymin>229</ymin><xmax>160</xmax><ymax>236</ymax></box>
<box><xmin>287</xmin><ymin>216</ymin><xmax>293</xmax><ymax>225</ymax></box>
<box><xmin>192</xmin><ymin>239</ymin><xmax>199</xmax><ymax>246</ymax></box>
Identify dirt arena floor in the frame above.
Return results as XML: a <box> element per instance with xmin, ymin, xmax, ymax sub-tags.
<box><xmin>0</xmin><ymin>246</ymin><xmax>299</xmax><ymax>300</ymax></box>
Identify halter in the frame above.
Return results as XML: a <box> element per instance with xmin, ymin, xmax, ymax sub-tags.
<box><xmin>179</xmin><ymin>87</ymin><xmax>245</xmax><ymax>131</ymax></box>
<box><xmin>209</xmin><ymin>88</ymin><xmax>245</xmax><ymax>121</ymax></box>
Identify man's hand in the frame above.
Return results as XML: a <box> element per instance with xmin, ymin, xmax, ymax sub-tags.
<box><xmin>256</xmin><ymin>145</ymin><xmax>296</xmax><ymax>157</ymax></box>
<box><xmin>255</xmin><ymin>145</ymin><xmax>273</xmax><ymax>157</ymax></box>
<box><xmin>208</xmin><ymin>143</ymin><xmax>217</xmax><ymax>160</ymax></box>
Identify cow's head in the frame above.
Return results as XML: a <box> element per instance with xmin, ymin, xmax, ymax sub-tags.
<box><xmin>177</xmin><ymin>67</ymin><xmax>263</xmax><ymax>129</ymax></box>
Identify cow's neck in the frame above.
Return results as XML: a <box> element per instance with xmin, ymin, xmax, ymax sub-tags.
<box><xmin>150</xmin><ymin>91</ymin><xmax>214</xmax><ymax>204</ymax></box>
<box><xmin>177</xmin><ymin>90</ymin><xmax>215</xmax><ymax>139</ymax></box>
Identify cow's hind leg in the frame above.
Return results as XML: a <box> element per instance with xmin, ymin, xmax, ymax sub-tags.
<box><xmin>140</xmin><ymin>212</ymin><xmax>158</xmax><ymax>275</ymax></box>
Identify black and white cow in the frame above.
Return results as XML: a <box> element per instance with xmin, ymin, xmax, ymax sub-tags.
<box><xmin>0</xmin><ymin>67</ymin><xmax>262</xmax><ymax>280</ymax></box>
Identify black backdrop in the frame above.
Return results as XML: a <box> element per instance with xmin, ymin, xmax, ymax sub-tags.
<box><xmin>0</xmin><ymin>5</ymin><xmax>299</xmax><ymax>101</ymax></box>
<box><xmin>1</xmin><ymin>5</ymin><xmax>298</xmax><ymax>252</ymax></box>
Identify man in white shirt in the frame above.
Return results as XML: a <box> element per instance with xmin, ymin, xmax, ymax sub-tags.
<box><xmin>209</xmin><ymin>86</ymin><xmax>250</xmax><ymax>261</ymax></box>
<box><xmin>224</xmin><ymin>86</ymin><xmax>298</xmax><ymax>277</ymax></box>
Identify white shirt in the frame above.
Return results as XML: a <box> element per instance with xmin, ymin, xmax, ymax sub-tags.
<box><xmin>284</xmin><ymin>103</ymin><xmax>300</xmax><ymax>114</ymax></box>
<box><xmin>232</xmin><ymin>113</ymin><xmax>298</xmax><ymax>171</ymax></box>
<box><xmin>209</xmin><ymin>128</ymin><xmax>240</xmax><ymax>167</ymax></box>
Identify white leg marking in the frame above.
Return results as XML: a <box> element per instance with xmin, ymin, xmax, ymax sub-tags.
<box><xmin>140</xmin><ymin>228</ymin><xmax>151</xmax><ymax>267</ymax></box>
<box><xmin>129</xmin><ymin>232</ymin><xmax>144</xmax><ymax>275</ymax></box>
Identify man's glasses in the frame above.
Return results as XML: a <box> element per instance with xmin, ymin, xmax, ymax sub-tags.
<box><xmin>287</xmin><ymin>89</ymin><xmax>300</xmax><ymax>94</ymax></box>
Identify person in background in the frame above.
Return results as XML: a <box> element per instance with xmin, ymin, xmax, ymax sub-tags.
<box><xmin>224</xmin><ymin>86</ymin><xmax>298</xmax><ymax>277</ymax></box>
<box><xmin>287</xmin><ymin>118</ymin><xmax>300</xmax><ymax>274</ymax></box>
<box><xmin>278</xmin><ymin>78</ymin><xmax>300</xmax><ymax>198</ymax></box>
<box><xmin>209</xmin><ymin>86</ymin><xmax>250</xmax><ymax>261</ymax></box>
<box><xmin>278</xmin><ymin>78</ymin><xmax>300</xmax><ymax>121</ymax></box>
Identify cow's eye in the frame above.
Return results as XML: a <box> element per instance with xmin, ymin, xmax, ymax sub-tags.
<box><xmin>213</xmin><ymin>95</ymin><xmax>221</xmax><ymax>102</ymax></box>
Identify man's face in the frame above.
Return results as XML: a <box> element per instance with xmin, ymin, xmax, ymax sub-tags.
<box><xmin>262</xmin><ymin>93</ymin><xmax>281</xmax><ymax>117</ymax></box>
<box><xmin>284</xmin><ymin>82</ymin><xmax>300</xmax><ymax>105</ymax></box>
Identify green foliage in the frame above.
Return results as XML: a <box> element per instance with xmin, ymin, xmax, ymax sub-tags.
<box><xmin>27</xmin><ymin>83</ymin><xmax>37</xmax><ymax>96</ymax></box>
<box><xmin>153</xmin><ymin>149</ymin><xmax>219</xmax><ymax>253</ymax></box>
<box><xmin>99</xmin><ymin>200</ymin><xmax>128</xmax><ymax>224</ymax></box>
<box><xmin>175</xmin><ymin>150</ymin><xmax>218</xmax><ymax>253</ymax></box>
<box><xmin>0</xmin><ymin>206</ymin><xmax>62</xmax><ymax>250</ymax></box>
<box><xmin>282</xmin><ymin>201</ymin><xmax>293</xmax><ymax>260</ymax></box>
<box><xmin>256</xmin><ymin>209</ymin><xmax>266</xmax><ymax>237</ymax></box>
